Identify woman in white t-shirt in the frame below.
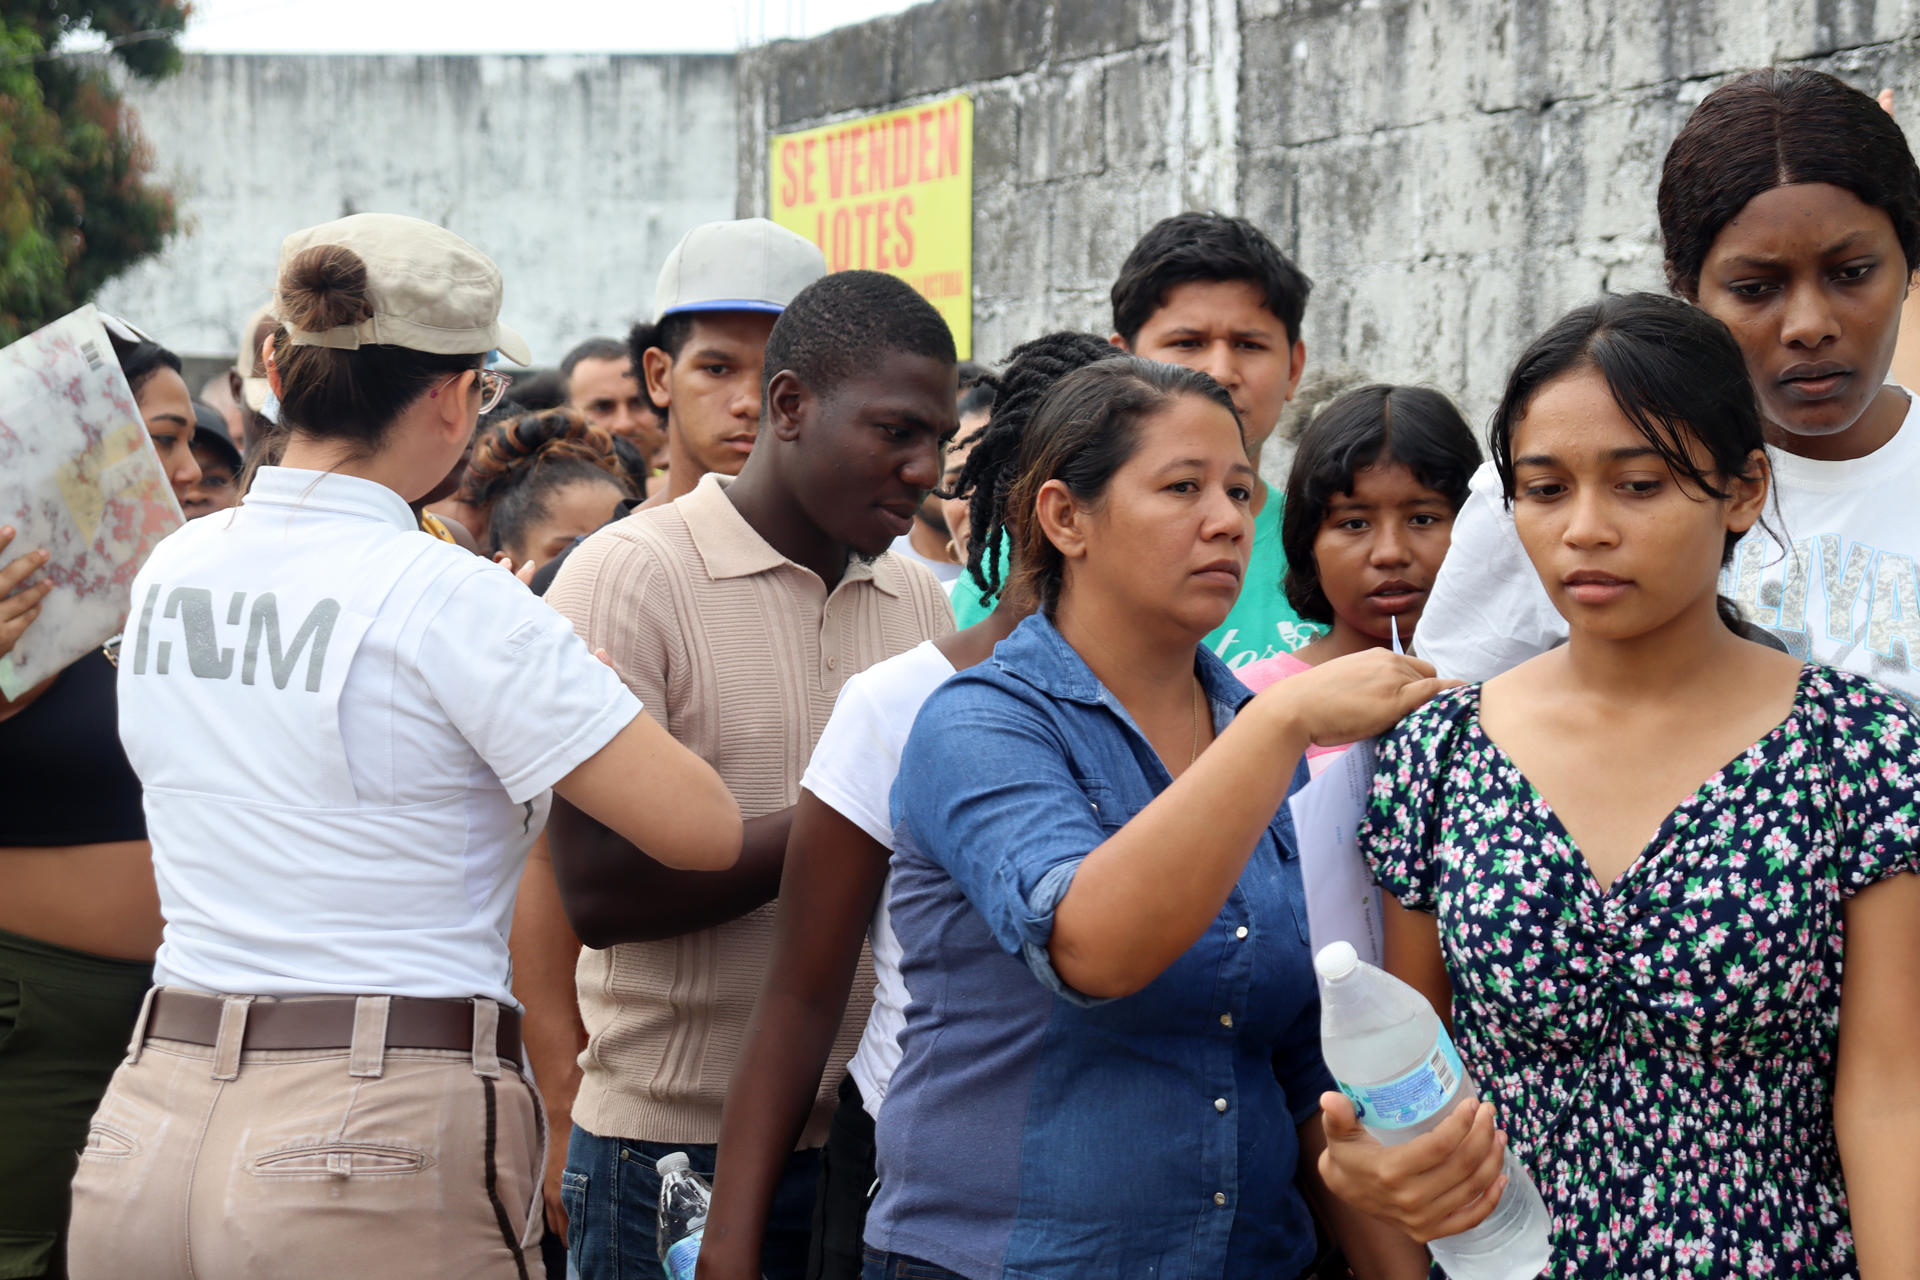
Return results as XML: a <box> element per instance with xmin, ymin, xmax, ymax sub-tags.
<box><xmin>1421</xmin><ymin>68</ymin><xmax>1920</xmax><ymax>703</ymax></box>
<box><xmin>67</xmin><ymin>214</ymin><xmax>740</xmax><ymax>1280</ymax></box>
<box><xmin>697</xmin><ymin>332</ymin><xmax>1118</xmax><ymax>1280</ymax></box>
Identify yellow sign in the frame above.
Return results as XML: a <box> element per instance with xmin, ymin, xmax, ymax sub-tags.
<box><xmin>771</xmin><ymin>94</ymin><xmax>973</xmax><ymax>358</ymax></box>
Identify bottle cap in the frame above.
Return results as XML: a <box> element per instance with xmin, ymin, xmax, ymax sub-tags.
<box><xmin>655</xmin><ymin>1151</ymin><xmax>692</xmax><ymax>1175</ymax></box>
<box><xmin>1314</xmin><ymin>941</ymin><xmax>1359</xmax><ymax>981</ymax></box>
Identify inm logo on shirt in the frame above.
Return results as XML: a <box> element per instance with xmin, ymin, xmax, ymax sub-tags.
<box><xmin>128</xmin><ymin>584</ymin><xmax>341</xmax><ymax>693</ymax></box>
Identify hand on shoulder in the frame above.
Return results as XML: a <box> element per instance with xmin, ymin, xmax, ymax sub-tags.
<box><xmin>1254</xmin><ymin>647</ymin><xmax>1461</xmax><ymax>747</ymax></box>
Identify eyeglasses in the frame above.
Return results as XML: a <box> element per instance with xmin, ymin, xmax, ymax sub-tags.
<box><xmin>429</xmin><ymin>367</ymin><xmax>514</xmax><ymax>415</ymax></box>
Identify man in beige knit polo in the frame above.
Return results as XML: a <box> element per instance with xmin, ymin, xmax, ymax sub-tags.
<box><xmin>544</xmin><ymin>254</ymin><xmax>959</xmax><ymax>1280</ymax></box>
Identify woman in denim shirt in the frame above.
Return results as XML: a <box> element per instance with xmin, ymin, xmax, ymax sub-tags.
<box><xmin>866</xmin><ymin>359</ymin><xmax>1456</xmax><ymax>1280</ymax></box>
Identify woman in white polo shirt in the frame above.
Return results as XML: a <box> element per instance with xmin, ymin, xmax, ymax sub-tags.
<box><xmin>67</xmin><ymin>213</ymin><xmax>740</xmax><ymax>1280</ymax></box>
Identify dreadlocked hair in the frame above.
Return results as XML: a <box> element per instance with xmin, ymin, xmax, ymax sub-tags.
<box><xmin>950</xmin><ymin>331</ymin><xmax>1119</xmax><ymax>609</ymax></box>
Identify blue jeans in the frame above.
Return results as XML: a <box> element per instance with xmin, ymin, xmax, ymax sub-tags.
<box><xmin>563</xmin><ymin>1126</ymin><xmax>819</xmax><ymax>1280</ymax></box>
<box><xmin>860</xmin><ymin>1250</ymin><xmax>969</xmax><ymax>1280</ymax></box>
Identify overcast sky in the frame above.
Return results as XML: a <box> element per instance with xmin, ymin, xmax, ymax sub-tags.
<box><xmin>172</xmin><ymin>0</ymin><xmax>917</xmax><ymax>53</ymax></box>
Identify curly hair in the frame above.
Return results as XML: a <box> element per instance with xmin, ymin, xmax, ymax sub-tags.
<box><xmin>459</xmin><ymin>407</ymin><xmax>633</xmax><ymax>555</ymax></box>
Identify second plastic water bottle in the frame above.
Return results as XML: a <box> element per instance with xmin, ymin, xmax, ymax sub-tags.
<box><xmin>656</xmin><ymin>1152</ymin><xmax>710</xmax><ymax>1280</ymax></box>
<box><xmin>1314</xmin><ymin>941</ymin><xmax>1552</xmax><ymax>1280</ymax></box>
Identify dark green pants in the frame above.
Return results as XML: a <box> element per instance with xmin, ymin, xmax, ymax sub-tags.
<box><xmin>0</xmin><ymin>928</ymin><xmax>150</xmax><ymax>1279</ymax></box>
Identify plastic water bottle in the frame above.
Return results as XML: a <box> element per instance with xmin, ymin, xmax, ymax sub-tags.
<box><xmin>1314</xmin><ymin>941</ymin><xmax>1552</xmax><ymax>1280</ymax></box>
<box><xmin>656</xmin><ymin>1152</ymin><xmax>710</xmax><ymax>1280</ymax></box>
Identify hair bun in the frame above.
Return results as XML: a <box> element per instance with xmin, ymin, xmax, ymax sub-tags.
<box><xmin>504</xmin><ymin>408</ymin><xmax>612</xmax><ymax>465</ymax></box>
<box><xmin>461</xmin><ymin>407</ymin><xmax>619</xmax><ymax>506</ymax></box>
<box><xmin>278</xmin><ymin>244</ymin><xmax>375</xmax><ymax>334</ymax></box>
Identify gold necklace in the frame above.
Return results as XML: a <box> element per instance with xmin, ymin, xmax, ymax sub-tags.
<box><xmin>1189</xmin><ymin>677</ymin><xmax>1204</xmax><ymax>766</ymax></box>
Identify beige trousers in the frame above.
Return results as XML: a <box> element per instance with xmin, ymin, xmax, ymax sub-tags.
<box><xmin>67</xmin><ymin>990</ymin><xmax>546</xmax><ymax>1280</ymax></box>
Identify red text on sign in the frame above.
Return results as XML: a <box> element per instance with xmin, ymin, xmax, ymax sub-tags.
<box><xmin>814</xmin><ymin>195</ymin><xmax>917</xmax><ymax>271</ymax></box>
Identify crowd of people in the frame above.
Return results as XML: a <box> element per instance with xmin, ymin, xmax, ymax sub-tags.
<box><xmin>0</xmin><ymin>64</ymin><xmax>1917</xmax><ymax>1280</ymax></box>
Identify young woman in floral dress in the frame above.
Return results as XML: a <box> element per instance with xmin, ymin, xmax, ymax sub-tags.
<box><xmin>1322</xmin><ymin>292</ymin><xmax>1920</xmax><ymax>1277</ymax></box>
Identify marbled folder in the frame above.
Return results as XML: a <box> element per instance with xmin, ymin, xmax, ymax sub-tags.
<box><xmin>0</xmin><ymin>306</ymin><xmax>183</xmax><ymax>698</ymax></box>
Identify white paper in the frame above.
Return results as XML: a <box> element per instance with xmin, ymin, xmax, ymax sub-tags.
<box><xmin>0</xmin><ymin>306</ymin><xmax>183</xmax><ymax>697</ymax></box>
<box><xmin>1288</xmin><ymin>737</ymin><xmax>1385</xmax><ymax>967</ymax></box>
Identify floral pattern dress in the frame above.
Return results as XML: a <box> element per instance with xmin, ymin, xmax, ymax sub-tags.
<box><xmin>1361</xmin><ymin>666</ymin><xmax>1920</xmax><ymax>1278</ymax></box>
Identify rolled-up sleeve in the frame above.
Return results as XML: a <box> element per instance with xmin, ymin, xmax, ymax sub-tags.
<box><xmin>893</xmin><ymin>677</ymin><xmax>1111</xmax><ymax>1004</ymax></box>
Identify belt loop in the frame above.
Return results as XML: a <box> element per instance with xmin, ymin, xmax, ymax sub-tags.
<box><xmin>349</xmin><ymin>995</ymin><xmax>391</xmax><ymax>1079</ymax></box>
<box><xmin>213</xmin><ymin>996</ymin><xmax>253</xmax><ymax>1082</ymax></box>
<box><xmin>124</xmin><ymin>986</ymin><xmax>159</xmax><ymax>1065</ymax></box>
<box><xmin>470</xmin><ymin>999</ymin><xmax>501</xmax><ymax>1079</ymax></box>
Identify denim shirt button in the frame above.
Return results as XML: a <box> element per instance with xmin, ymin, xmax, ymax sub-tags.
<box><xmin>1234</xmin><ymin>926</ymin><xmax>1249</xmax><ymax>940</ymax></box>
<box><xmin>1212</xmin><ymin>1192</ymin><xmax>1227</xmax><ymax>1206</ymax></box>
<box><xmin>1214</xmin><ymin>1097</ymin><xmax>1228</xmax><ymax>1113</ymax></box>
<box><xmin>1218</xmin><ymin>1012</ymin><xmax>1233</xmax><ymax>1028</ymax></box>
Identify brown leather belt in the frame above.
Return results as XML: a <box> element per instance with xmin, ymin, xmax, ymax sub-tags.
<box><xmin>146</xmin><ymin>989</ymin><xmax>522</xmax><ymax>1070</ymax></box>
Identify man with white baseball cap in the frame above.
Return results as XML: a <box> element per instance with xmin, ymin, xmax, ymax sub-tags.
<box><xmin>634</xmin><ymin>217</ymin><xmax>826</xmax><ymax>508</ymax></box>
<box><xmin>67</xmin><ymin>212</ymin><xmax>741</xmax><ymax>1280</ymax></box>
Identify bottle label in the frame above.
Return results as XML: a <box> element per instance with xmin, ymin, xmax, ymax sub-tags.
<box><xmin>1335</xmin><ymin>1034</ymin><xmax>1465</xmax><ymax>1130</ymax></box>
<box><xmin>662</xmin><ymin>1228</ymin><xmax>702</xmax><ymax>1280</ymax></box>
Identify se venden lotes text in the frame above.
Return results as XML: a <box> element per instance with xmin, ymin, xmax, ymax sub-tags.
<box><xmin>777</xmin><ymin>101</ymin><xmax>965</xmax><ymax>274</ymax></box>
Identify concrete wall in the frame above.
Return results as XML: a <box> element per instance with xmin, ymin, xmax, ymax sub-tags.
<box><xmin>91</xmin><ymin>5</ymin><xmax>1920</xmax><ymax>431</ymax></box>
<box><xmin>1238</xmin><ymin>0</ymin><xmax>1920</xmax><ymax>424</ymax></box>
<box><xmin>96</xmin><ymin>54</ymin><xmax>738</xmax><ymax>366</ymax></box>
<box><xmin>737</xmin><ymin>0</ymin><xmax>1920</xmax><ymax>459</ymax></box>
<box><xmin>737</xmin><ymin>0</ymin><xmax>1224</xmax><ymax>377</ymax></box>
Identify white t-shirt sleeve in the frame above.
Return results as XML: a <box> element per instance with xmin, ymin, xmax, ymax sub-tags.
<box><xmin>1417</xmin><ymin>461</ymin><xmax>1568</xmax><ymax>682</ymax></box>
<box><xmin>418</xmin><ymin>563</ymin><xmax>640</xmax><ymax>804</ymax></box>
<box><xmin>802</xmin><ymin>676</ymin><xmax>904</xmax><ymax>848</ymax></box>
<box><xmin>802</xmin><ymin>645</ymin><xmax>955</xmax><ymax>848</ymax></box>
